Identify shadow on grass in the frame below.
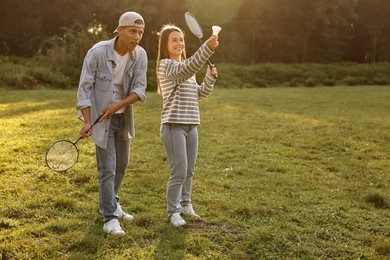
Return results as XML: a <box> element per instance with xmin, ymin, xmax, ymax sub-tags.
<box><xmin>154</xmin><ymin>218</ymin><xmax>235</xmax><ymax>259</ymax></box>
<box><xmin>0</xmin><ymin>89</ymin><xmax>74</xmax><ymax>119</ymax></box>
<box><xmin>55</xmin><ymin>212</ymin><xmax>105</xmax><ymax>259</ymax></box>
<box><xmin>154</xmin><ymin>222</ymin><xmax>188</xmax><ymax>259</ymax></box>
<box><xmin>0</xmin><ymin>100</ymin><xmax>71</xmax><ymax>119</ymax></box>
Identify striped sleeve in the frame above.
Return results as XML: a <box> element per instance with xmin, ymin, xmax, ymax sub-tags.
<box><xmin>158</xmin><ymin>43</ymin><xmax>216</xmax><ymax>125</ymax></box>
<box><xmin>198</xmin><ymin>74</ymin><xmax>216</xmax><ymax>100</ymax></box>
<box><xmin>161</xmin><ymin>43</ymin><xmax>214</xmax><ymax>83</ymax></box>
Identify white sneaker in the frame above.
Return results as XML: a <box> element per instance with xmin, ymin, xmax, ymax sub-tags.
<box><xmin>115</xmin><ymin>203</ymin><xmax>134</xmax><ymax>221</ymax></box>
<box><xmin>170</xmin><ymin>213</ymin><xmax>186</xmax><ymax>227</ymax></box>
<box><xmin>181</xmin><ymin>204</ymin><xmax>200</xmax><ymax>218</ymax></box>
<box><xmin>103</xmin><ymin>219</ymin><xmax>125</xmax><ymax>235</ymax></box>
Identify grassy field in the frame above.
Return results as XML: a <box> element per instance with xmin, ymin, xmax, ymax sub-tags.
<box><xmin>0</xmin><ymin>86</ymin><xmax>389</xmax><ymax>259</ymax></box>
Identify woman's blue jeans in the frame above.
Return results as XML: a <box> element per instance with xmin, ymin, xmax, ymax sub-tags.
<box><xmin>96</xmin><ymin>113</ymin><xmax>130</xmax><ymax>222</ymax></box>
<box><xmin>160</xmin><ymin>123</ymin><xmax>198</xmax><ymax>217</ymax></box>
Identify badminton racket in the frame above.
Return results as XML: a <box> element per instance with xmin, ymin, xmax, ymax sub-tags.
<box><xmin>184</xmin><ymin>12</ymin><xmax>218</xmax><ymax>78</ymax></box>
<box><xmin>45</xmin><ymin>115</ymin><xmax>102</xmax><ymax>172</ymax></box>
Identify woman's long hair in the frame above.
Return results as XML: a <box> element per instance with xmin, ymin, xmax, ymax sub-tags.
<box><xmin>156</xmin><ymin>24</ymin><xmax>186</xmax><ymax>95</ymax></box>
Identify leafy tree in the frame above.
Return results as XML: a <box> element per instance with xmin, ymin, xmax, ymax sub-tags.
<box><xmin>351</xmin><ymin>0</ymin><xmax>390</xmax><ymax>62</ymax></box>
<box><xmin>38</xmin><ymin>22</ymin><xmax>109</xmax><ymax>85</ymax></box>
<box><xmin>251</xmin><ymin>0</ymin><xmax>357</xmax><ymax>63</ymax></box>
<box><xmin>0</xmin><ymin>0</ymin><xmax>45</xmax><ymax>56</ymax></box>
<box><xmin>0</xmin><ymin>0</ymin><xmax>388</xmax><ymax>64</ymax></box>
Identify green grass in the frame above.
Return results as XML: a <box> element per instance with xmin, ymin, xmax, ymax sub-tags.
<box><xmin>0</xmin><ymin>86</ymin><xmax>389</xmax><ymax>259</ymax></box>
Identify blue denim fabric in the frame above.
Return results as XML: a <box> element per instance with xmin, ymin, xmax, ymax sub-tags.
<box><xmin>160</xmin><ymin>123</ymin><xmax>198</xmax><ymax>217</ymax></box>
<box><xmin>76</xmin><ymin>36</ymin><xmax>148</xmax><ymax>149</ymax></box>
<box><xmin>96</xmin><ymin>114</ymin><xmax>130</xmax><ymax>222</ymax></box>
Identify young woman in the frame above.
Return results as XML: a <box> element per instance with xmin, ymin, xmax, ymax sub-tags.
<box><xmin>156</xmin><ymin>24</ymin><xmax>219</xmax><ymax>227</ymax></box>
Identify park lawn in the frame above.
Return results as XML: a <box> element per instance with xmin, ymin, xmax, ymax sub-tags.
<box><xmin>0</xmin><ymin>86</ymin><xmax>389</xmax><ymax>259</ymax></box>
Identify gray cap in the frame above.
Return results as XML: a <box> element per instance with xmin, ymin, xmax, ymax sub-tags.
<box><xmin>113</xmin><ymin>11</ymin><xmax>145</xmax><ymax>33</ymax></box>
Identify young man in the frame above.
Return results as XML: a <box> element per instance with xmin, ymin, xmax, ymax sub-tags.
<box><xmin>75</xmin><ymin>11</ymin><xmax>147</xmax><ymax>235</ymax></box>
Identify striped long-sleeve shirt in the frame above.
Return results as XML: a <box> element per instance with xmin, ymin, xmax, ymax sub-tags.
<box><xmin>158</xmin><ymin>43</ymin><xmax>217</xmax><ymax>125</ymax></box>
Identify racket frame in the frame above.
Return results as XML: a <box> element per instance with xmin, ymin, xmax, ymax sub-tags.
<box><xmin>45</xmin><ymin>139</ymin><xmax>79</xmax><ymax>172</ymax></box>
<box><xmin>184</xmin><ymin>12</ymin><xmax>216</xmax><ymax>75</ymax></box>
<box><xmin>45</xmin><ymin>115</ymin><xmax>102</xmax><ymax>172</ymax></box>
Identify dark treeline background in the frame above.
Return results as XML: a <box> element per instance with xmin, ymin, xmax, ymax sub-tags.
<box><xmin>1</xmin><ymin>0</ymin><xmax>390</xmax><ymax>64</ymax></box>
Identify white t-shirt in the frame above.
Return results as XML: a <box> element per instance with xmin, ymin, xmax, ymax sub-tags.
<box><xmin>112</xmin><ymin>50</ymin><xmax>129</xmax><ymax>114</ymax></box>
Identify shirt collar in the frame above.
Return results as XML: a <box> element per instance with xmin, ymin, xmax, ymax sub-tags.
<box><xmin>109</xmin><ymin>36</ymin><xmax>136</xmax><ymax>61</ymax></box>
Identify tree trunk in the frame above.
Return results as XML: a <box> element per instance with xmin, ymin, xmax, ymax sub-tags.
<box><xmin>251</xmin><ymin>30</ymin><xmax>256</xmax><ymax>65</ymax></box>
<box><xmin>302</xmin><ymin>31</ymin><xmax>311</xmax><ymax>63</ymax></box>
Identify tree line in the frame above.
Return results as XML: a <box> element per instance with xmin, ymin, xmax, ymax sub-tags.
<box><xmin>0</xmin><ymin>0</ymin><xmax>389</xmax><ymax>64</ymax></box>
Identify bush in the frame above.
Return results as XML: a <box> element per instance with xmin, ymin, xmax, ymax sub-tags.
<box><xmin>305</xmin><ymin>77</ymin><xmax>318</xmax><ymax>87</ymax></box>
<box><xmin>38</xmin><ymin>21</ymin><xmax>109</xmax><ymax>86</ymax></box>
<box><xmin>1</xmin><ymin>53</ymin><xmax>390</xmax><ymax>90</ymax></box>
<box><xmin>147</xmin><ymin>60</ymin><xmax>157</xmax><ymax>92</ymax></box>
<box><xmin>341</xmin><ymin>76</ymin><xmax>362</xmax><ymax>86</ymax></box>
<box><xmin>214</xmin><ymin>62</ymin><xmax>390</xmax><ymax>88</ymax></box>
<box><xmin>321</xmin><ymin>78</ymin><xmax>336</xmax><ymax>86</ymax></box>
<box><xmin>3</xmin><ymin>22</ymin><xmax>390</xmax><ymax>90</ymax></box>
<box><xmin>0</xmin><ymin>56</ymin><xmax>69</xmax><ymax>89</ymax></box>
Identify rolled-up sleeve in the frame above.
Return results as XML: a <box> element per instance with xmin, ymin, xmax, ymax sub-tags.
<box><xmin>76</xmin><ymin>51</ymin><xmax>97</xmax><ymax>110</ymax></box>
<box><xmin>130</xmin><ymin>48</ymin><xmax>148</xmax><ymax>103</ymax></box>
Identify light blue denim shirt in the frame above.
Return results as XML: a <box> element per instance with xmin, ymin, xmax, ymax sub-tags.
<box><xmin>76</xmin><ymin>36</ymin><xmax>147</xmax><ymax>149</ymax></box>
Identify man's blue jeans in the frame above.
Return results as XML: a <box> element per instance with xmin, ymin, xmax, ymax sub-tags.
<box><xmin>96</xmin><ymin>113</ymin><xmax>130</xmax><ymax>223</ymax></box>
<box><xmin>160</xmin><ymin>123</ymin><xmax>198</xmax><ymax>217</ymax></box>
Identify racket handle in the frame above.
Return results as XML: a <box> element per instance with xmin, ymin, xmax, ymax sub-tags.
<box><xmin>75</xmin><ymin>114</ymin><xmax>103</xmax><ymax>144</ymax></box>
<box><xmin>84</xmin><ymin>114</ymin><xmax>103</xmax><ymax>135</ymax></box>
<box><xmin>92</xmin><ymin>114</ymin><xmax>103</xmax><ymax>127</ymax></box>
<box><xmin>207</xmin><ymin>61</ymin><xmax>218</xmax><ymax>79</ymax></box>
<box><xmin>198</xmin><ymin>38</ymin><xmax>218</xmax><ymax>78</ymax></box>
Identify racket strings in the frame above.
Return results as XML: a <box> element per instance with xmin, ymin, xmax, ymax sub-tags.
<box><xmin>185</xmin><ymin>13</ymin><xmax>203</xmax><ymax>38</ymax></box>
<box><xmin>45</xmin><ymin>141</ymin><xmax>78</xmax><ymax>172</ymax></box>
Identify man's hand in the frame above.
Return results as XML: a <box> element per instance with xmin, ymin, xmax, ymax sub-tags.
<box><xmin>80</xmin><ymin>123</ymin><xmax>92</xmax><ymax>138</ymax></box>
<box><xmin>100</xmin><ymin>103</ymin><xmax>122</xmax><ymax>121</ymax></box>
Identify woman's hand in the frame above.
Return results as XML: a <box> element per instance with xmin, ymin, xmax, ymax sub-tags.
<box><xmin>207</xmin><ymin>64</ymin><xmax>218</xmax><ymax>78</ymax></box>
<box><xmin>206</xmin><ymin>35</ymin><xmax>219</xmax><ymax>50</ymax></box>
